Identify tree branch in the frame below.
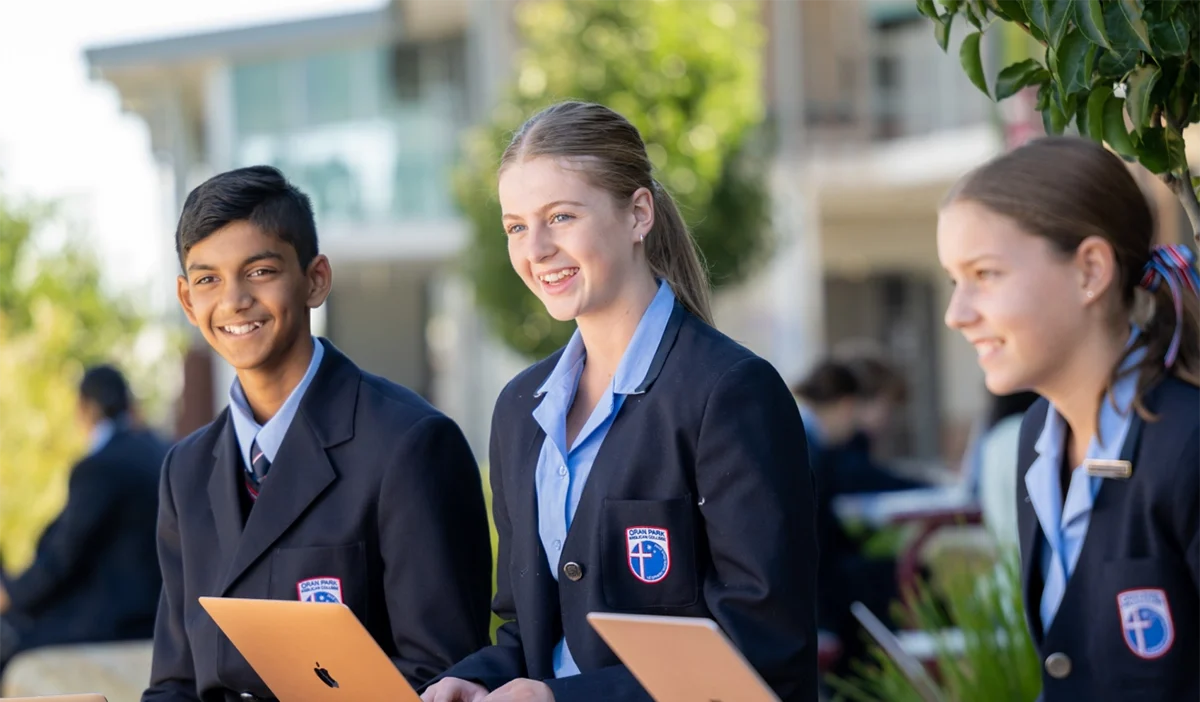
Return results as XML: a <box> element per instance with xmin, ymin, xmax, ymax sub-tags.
<box><xmin>1164</xmin><ymin>113</ymin><xmax>1200</xmax><ymax>247</ymax></box>
<box><xmin>1012</xmin><ymin>19</ymin><xmax>1048</xmax><ymax>48</ymax></box>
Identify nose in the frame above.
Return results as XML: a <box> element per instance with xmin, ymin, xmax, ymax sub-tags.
<box><xmin>525</xmin><ymin>222</ymin><xmax>557</xmax><ymax>262</ymax></box>
<box><xmin>220</xmin><ymin>277</ymin><xmax>254</xmax><ymax>315</ymax></box>
<box><xmin>944</xmin><ymin>284</ymin><xmax>979</xmax><ymax>330</ymax></box>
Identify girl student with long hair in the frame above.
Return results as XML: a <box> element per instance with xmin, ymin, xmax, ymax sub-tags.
<box><xmin>938</xmin><ymin>136</ymin><xmax>1198</xmax><ymax>702</ymax></box>
<box><xmin>422</xmin><ymin>101</ymin><xmax>818</xmax><ymax>702</ymax></box>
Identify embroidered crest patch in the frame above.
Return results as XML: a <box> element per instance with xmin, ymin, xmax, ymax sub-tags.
<box><xmin>626</xmin><ymin>526</ymin><xmax>670</xmax><ymax>584</ymax></box>
<box><xmin>297</xmin><ymin>577</ymin><xmax>344</xmax><ymax>604</ymax></box>
<box><xmin>1118</xmin><ymin>588</ymin><xmax>1174</xmax><ymax>659</ymax></box>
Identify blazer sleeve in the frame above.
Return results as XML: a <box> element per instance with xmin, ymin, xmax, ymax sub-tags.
<box><xmin>6</xmin><ymin>455</ymin><xmax>120</xmax><ymax>615</ymax></box>
<box><xmin>693</xmin><ymin>356</ymin><xmax>819</xmax><ymax>702</ymax></box>
<box><xmin>1172</xmin><ymin>425</ymin><xmax>1199</xmax><ymax>590</ymax></box>
<box><xmin>378</xmin><ymin>414</ymin><xmax>493</xmax><ymax>688</ymax></box>
<box><xmin>143</xmin><ymin>446</ymin><xmax>201</xmax><ymax>701</ymax></box>
<box><xmin>425</xmin><ymin>405</ymin><xmax>529</xmax><ymax>692</ymax></box>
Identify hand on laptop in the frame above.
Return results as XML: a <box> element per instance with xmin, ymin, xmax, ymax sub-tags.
<box><xmin>482</xmin><ymin>679</ymin><xmax>554</xmax><ymax>701</ymax></box>
<box><xmin>421</xmin><ymin>677</ymin><xmax>489</xmax><ymax>702</ymax></box>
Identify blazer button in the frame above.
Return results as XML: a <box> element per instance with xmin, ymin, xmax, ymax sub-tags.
<box><xmin>1044</xmin><ymin>652</ymin><xmax>1072</xmax><ymax>679</ymax></box>
<box><xmin>563</xmin><ymin>561</ymin><xmax>584</xmax><ymax>581</ymax></box>
<box><xmin>239</xmin><ymin>693</ymin><xmax>262</xmax><ymax>701</ymax></box>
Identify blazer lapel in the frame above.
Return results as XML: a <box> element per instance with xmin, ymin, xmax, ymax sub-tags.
<box><xmin>512</xmin><ymin>390</ymin><xmax>564</xmax><ymax>678</ymax></box>
<box><xmin>561</xmin><ymin>302</ymin><xmax>686</xmax><ymax>559</ymax></box>
<box><xmin>220</xmin><ymin>339</ymin><xmax>358</xmax><ymax>594</ymax></box>
<box><xmin>208</xmin><ymin>411</ymin><xmax>243</xmax><ymax>564</ymax></box>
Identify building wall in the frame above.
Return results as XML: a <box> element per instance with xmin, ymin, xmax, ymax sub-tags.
<box><xmin>326</xmin><ymin>260</ymin><xmax>433</xmax><ymax>399</ymax></box>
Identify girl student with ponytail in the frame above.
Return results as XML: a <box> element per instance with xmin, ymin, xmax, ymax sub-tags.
<box><xmin>938</xmin><ymin>136</ymin><xmax>1199</xmax><ymax>702</ymax></box>
<box><xmin>422</xmin><ymin>101</ymin><xmax>818</xmax><ymax>702</ymax></box>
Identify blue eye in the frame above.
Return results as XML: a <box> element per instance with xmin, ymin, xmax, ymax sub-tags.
<box><xmin>551</xmin><ymin>213</ymin><xmax>574</xmax><ymax>224</ymax></box>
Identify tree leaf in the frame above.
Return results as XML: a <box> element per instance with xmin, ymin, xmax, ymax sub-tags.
<box><xmin>1097</xmin><ymin>47</ymin><xmax>1141</xmax><ymax>76</ymax></box>
<box><xmin>960</xmin><ymin>0</ymin><xmax>979</xmax><ymax>27</ymax></box>
<box><xmin>1051</xmin><ymin>30</ymin><xmax>1097</xmax><ymax>96</ymax></box>
<box><xmin>1075</xmin><ymin>90</ymin><xmax>1092</xmax><ymax>137</ymax></box>
<box><xmin>1042</xmin><ymin>103</ymin><xmax>1068</xmax><ymax>135</ymax></box>
<box><xmin>934</xmin><ymin>15</ymin><xmax>954</xmax><ymax>52</ymax></box>
<box><xmin>1149</xmin><ymin>16</ymin><xmax>1190</xmax><ymax>56</ymax></box>
<box><xmin>938</xmin><ymin>0</ymin><xmax>963</xmax><ymax>12</ymax></box>
<box><xmin>995</xmin><ymin>59</ymin><xmax>1050</xmax><ymax>101</ymax></box>
<box><xmin>1105</xmin><ymin>0</ymin><xmax>1155</xmax><ymax>54</ymax></box>
<box><xmin>1020</xmin><ymin>0</ymin><xmax>1070</xmax><ymax>48</ymax></box>
<box><xmin>1125</xmin><ymin>64</ymin><xmax>1161</xmax><ymax>133</ymax></box>
<box><xmin>1086</xmin><ymin>83</ymin><xmax>1113</xmax><ymax>143</ymax></box>
<box><xmin>1043</xmin><ymin>0</ymin><xmax>1072</xmax><ymax>50</ymax></box>
<box><xmin>1022</xmin><ymin>0</ymin><xmax>1047</xmax><ymax>37</ymax></box>
<box><xmin>918</xmin><ymin>0</ymin><xmax>940</xmax><ymax>19</ymax></box>
<box><xmin>1134</xmin><ymin>126</ymin><xmax>1172</xmax><ymax>173</ymax></box>
<box><xmin>991</xmin><ymin>0</ymin><xmax>1027</xmax><ymax>23</ymax></box>
<box><xmin>960</xmin><ymin>31</ymin><xmax>989</xmax><ymax>97</ymax></box>
<box><xmin>1103</xmin><ymin>95</ymin><xmax>1138</xmax><ymax>159</ymax></box>
<box><xmin>1074</xmin><ymin>0</ymin><xmax>1111</xmax><ymax>49</ymax></box>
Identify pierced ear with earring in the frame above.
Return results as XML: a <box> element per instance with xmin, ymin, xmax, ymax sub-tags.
<box><xmin>1087</xmin><ymin>290</ymin><xmax>1095</xmax><ymax>299</ymax></box>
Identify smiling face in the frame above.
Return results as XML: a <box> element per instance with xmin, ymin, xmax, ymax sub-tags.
<box><xmin>937</xmin><ymin>199</ymin><xmax>1092</xmax><ymax>396</ymax></box>
<box><xmin>177</xmin><ymin>220</ymin><xmax>331</xmax><ymax>375</ymax></box>
<box><xmin>499</xmin><ymin>156</ymin><xmax>653</xmax><ymax>323</ymax></box>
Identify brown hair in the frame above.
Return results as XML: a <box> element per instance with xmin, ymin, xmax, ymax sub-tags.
<box><xmin>499</xmin><ymin>101</ymin><xmax>713</xmax><ymax>325</ymax></box>
<box><xmin>943</xmin><ymin>136</ymin><xmax>1199</xmax><ymax>418</ymax></box>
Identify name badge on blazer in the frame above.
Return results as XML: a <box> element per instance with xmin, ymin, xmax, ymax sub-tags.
<box><xmin>1084</xmin><ymin>458</ymin><xmax>1133</xmax><ymax>480</ymax></box>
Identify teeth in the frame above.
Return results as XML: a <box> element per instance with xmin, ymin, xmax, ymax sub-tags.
<box><xmin>976</xmin><ymin>340</ymin><xmax>1001</xmax><ymax>356</ymax></box>
<box><xmin>222</xmin><ymin>322</ymin><xmax>263</xmax><ymax>335</ymax></box>
<box><xmin>539</xmin><ymin>268</ymin><xmax>577</xmax><ymax>284</ymax></box>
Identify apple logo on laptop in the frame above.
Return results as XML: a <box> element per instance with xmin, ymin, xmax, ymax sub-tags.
<box><xmin>314</xmin><ymin>662</ymin><xmax>339</xmax><ymax>689</ymax></box>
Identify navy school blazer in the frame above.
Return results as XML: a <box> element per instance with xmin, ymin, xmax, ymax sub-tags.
<box><xmin>4</xmin><ymin>426</ymin><xmax>166</xmax><ymax>648</ymax></box>
<box><xmin>143</xmin><ymin>339</ymin><xmax>493</xmax><ymax>702</ymax></box>
<box><xmin>438</xmin><ymin>303</ymin><xmax>820</xmax><ymax>702</ymax></box>
<box><xmin>1017</xmin><ymin>376</ymin><xmax>1199</xmax><ymax>702</ymax></box>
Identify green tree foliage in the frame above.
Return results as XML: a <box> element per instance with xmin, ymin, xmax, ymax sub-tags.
<box><xmin>0</xmin><ymin>192</ymin><xmax>153</xmax><ymax>570</ymax></box>
<box><xmin>919</xmin><ymin>0</ymin><xmax>1200</xmax><ymax>241</ymax></box>
<box><xmin>455</xmin><ymin>0</ymin><xmax>771</xmax><ymax>358</ymax></box>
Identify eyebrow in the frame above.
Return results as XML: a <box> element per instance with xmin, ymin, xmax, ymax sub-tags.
<box><xmin>186</xmin><ymin>250</ymin><xmax>285</xmax><ymax>273</ymax></box>
<box><xmin>501</xmin><ymin>200</ymin><xmax>587</xmax><ymax>222</ymax></box>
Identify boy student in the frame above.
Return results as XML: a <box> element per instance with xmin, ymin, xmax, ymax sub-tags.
<box><xmin>144</xmin><ymin>166</ymin><xmax>492</xmax><ymax>701</ymax></box>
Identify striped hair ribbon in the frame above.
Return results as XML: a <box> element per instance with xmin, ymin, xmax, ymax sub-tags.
<box><xmin>1138</xmin><ymin>244</ymin><xmax>1200</xmax><ymax>368</ymax></box>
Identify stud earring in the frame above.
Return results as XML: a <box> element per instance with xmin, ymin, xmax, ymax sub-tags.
<box><xmin>1086</xmin><ymin>290</ymin><xmax>1095</xmax><ymax>299</ymax></box>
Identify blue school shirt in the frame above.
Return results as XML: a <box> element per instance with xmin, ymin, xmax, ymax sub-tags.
<box><xmin>1026</xmin><ymin>343</ymin><xmax>1143</xmax><ymax>631</ymax></box>
<box><xmin>532</xmin><ymin>281</ymin><xmax>676</xmax><ymax>678</ymax></box>
<box><xmin>229</xmin><ymin>337</ymin><xmax>325</xmax><ymax>474</ymax></box>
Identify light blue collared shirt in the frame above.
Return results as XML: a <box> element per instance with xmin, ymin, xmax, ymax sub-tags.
<box><xmin>533</xmin><ymin>281</ymin><xmax>676</xmax><ymax>679</ymax></box>
<box><xmin>87</xmin><ymin>417</ymin><xmax>123</xmax><ymax>456</ymax></box>
<box><xmin>229</xmin><ymin>337</ymin><xmax>325</xmax><ymax>476</ymax></box>
<box><xmin>1026</xmin><ymin>341</ymin><xmax>1144</xmax><ymax>632</ymax></box>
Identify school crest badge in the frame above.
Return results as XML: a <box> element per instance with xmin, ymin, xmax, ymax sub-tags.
<box><xmin>298</xmin><ymin>577</ymin><xmax>344</xmax><ymax>604</ymax></box>
<box><xmin>626</xmin><ymin>526</ymin><xmax>670</xmax><ymax>584</ymax></box>
<box><xmin>1118</xmin><ymin>588</ymin><xmax>1174</xmax><ymax>659</ymax></box>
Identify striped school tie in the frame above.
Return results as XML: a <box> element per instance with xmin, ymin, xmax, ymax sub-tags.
<box><xmin>245</xmin><ymin>439</ymin><xmax>271</xmax><ymax>501</ymax></box>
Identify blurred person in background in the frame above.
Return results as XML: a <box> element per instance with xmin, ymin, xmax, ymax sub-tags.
<box><xmin>972</xmin><ymin>390</ymin><xmax>1040</xmax><ymax>549</ymax></box>
<box><xmin>831</xmin><ymin>351</ymin><xmax>928</xmax><ymax>495</ymax></box>
<box><xmin>0</xmin><ymin>364</ymin><xmax>166</xmax><ymax>675</ymax></box>
<box><xmin>792</xmin><ymin>360</ymin><xmax>903</xmax><ymax>684</ymax></box>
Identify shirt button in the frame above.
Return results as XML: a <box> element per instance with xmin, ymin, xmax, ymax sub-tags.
<box><xmin>558</xmin><ymin>465</ymin><xmax>567</xmax><ymax>477</ymax></box>
<box><xmin>563</xmin><ymin>561</ymin><xmax>584</xmax><ymax>581</ymax></box>
<box><xmin>552</xmin><ymin>539</ymin><xmax>562</xmax><ymax>551</ymax></box>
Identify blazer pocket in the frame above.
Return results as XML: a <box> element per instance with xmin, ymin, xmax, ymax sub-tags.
<box><xmin>1092</xmin><ymin>557</ymin><xmax>1192</xmax><ymax>689</ymax></box>
<box><xmin>269</xmin><ymin>542</ymin><xmax>368</xmax><ymax>619</ymax></box>
<box><xmin>601</xmin><ymin>497</ymin><xmax>698</xmax><ymax>611</ymax></box>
